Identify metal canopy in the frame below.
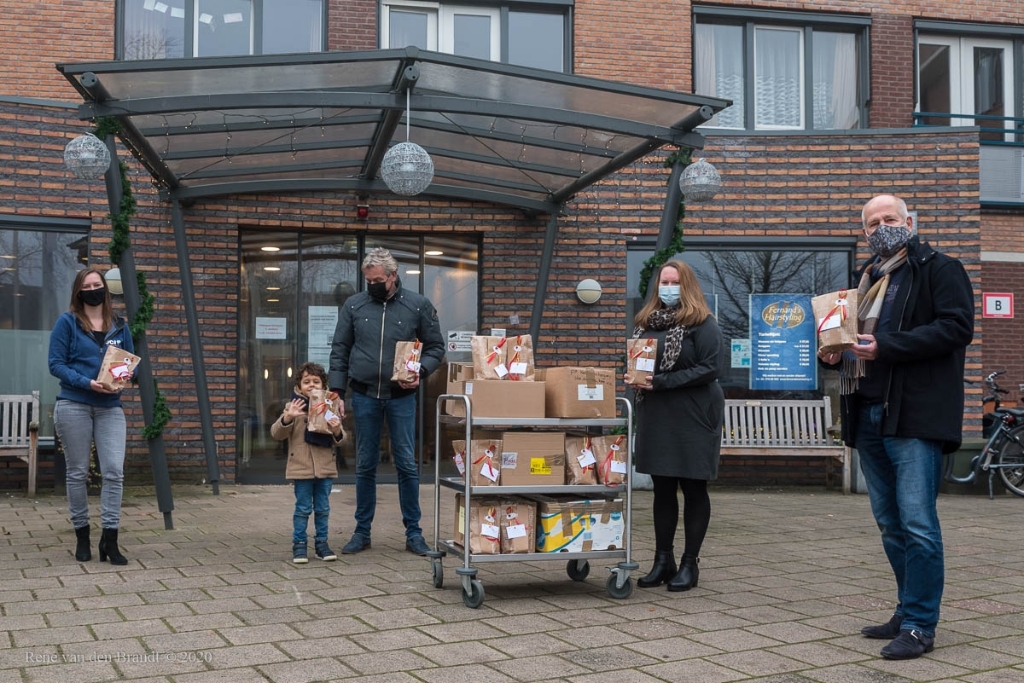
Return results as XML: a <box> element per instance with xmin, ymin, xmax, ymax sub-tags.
<box><xmin>57</xmin><ymin>48</ymin><xmax>730</xmax><ymax>214</ymax></box>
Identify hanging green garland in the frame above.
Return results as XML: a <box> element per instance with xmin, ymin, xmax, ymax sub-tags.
<box><xmin>638</xmin><ymin>149</ymin><xmax>692</xmax><ymax>300</ymax></box>
<box><xmin>93</xmin><ymin>116</ymin><xmax>171</xmax><ymax>440</ymax></box>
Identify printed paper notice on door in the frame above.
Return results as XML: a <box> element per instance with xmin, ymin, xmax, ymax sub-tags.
<box><xmin>255</xmin><ymin>317</ymin><xmax>287</xmax><ymax>340</ymax></box>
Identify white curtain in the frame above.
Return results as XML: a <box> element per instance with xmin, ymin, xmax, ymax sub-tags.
<box><xmin>815</xmin><ymin>32</ymin><xmax>858</xmax><ymax>130</ymax></box>
<box><xmin>694</xmin><ymin>23</ymin><xmax>744</xmax><ymax>129</ymax></box>
<box><xmin>754</xmin><ymin>27</ymin><xmax>801</xmax><ymax>129</ymax></box>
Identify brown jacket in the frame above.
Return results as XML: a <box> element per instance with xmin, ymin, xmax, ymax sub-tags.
<box><xmin>270</xmin><ymin>414</ymin><xmax>342</xmax><ymax>480</ymax></box>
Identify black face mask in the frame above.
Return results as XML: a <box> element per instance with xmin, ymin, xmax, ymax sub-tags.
<box><xmin>367</xmin><ymin>281</ymin><xmax>389</xmax><ymax>301</ymax></box>
<box><xmin>78</xmin><ymin>288</ymin><xmax>106</xmax><ymax>307</ymax></box>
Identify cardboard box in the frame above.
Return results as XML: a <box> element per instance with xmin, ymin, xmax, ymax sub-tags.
<box><xmin>453</xmin><ymin>493</ymin><xmax>502</xmax><ymax>554</ymax></box>
<box><xmin>448</xmin><ymin>377</ymin><xmax>546</xmax><ymax>419</ymax></box>
<box><xmin>499</xmin><ymin>431</ymin><xmax>565</xmax><ymax>486</ymax></box>
<box><xmin>498</xmin><ymin>498</ymin><xmax>537</xmax><ymax>554</ymax></box>
<box><xmin>532</xmin><ymin>495</ymin><xmax>625</xmax><ymax>552</ymax></box>
<box><xmin>444</xmin><ymin>363</ymin><xmax>475</xmax><ymax>416</ymax></box>
<box><xmin>536</xmin><ymin>367</ymin><xmax>616</xmax><ymax>418</ymax></box>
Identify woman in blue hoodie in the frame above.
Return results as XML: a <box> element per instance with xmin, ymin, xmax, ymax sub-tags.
<box><xmin>48</xmin><ymin>268</ymin><xmax>135</xmax><ymax>565</ymax></box>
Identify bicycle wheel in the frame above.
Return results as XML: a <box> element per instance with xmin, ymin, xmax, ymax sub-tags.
<box><xmin>995</xmin><ymin>426</ymin><xmax>1024</xmax><ymax>498</ymax></box>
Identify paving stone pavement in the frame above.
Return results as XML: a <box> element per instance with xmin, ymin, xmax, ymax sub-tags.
<box><xmin>2</xmin><ymin>483</ymin><xmax>1023</xmax><ymax>683</ymax></box>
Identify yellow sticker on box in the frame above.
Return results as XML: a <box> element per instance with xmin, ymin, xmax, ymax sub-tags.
<box><xmin>530</xmin><ymin>458</ymin><xmax>551</xmax><ymax>475</ymax></box>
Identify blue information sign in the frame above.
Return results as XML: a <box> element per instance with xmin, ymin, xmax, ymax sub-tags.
<box><xmin>749</xmin><ymin>294</ymin><xmax>817</xmax><ymax>391</ymax></box>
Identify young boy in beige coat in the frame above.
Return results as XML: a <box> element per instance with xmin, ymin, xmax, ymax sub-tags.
<box><xmin>270</xmin><ymin>362</ymin><xmax>345</xmax><ymax>563</ymax></box>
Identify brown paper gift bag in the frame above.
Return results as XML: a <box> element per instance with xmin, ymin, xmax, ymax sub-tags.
<box><xmin>499</xmin><ymin>499</ymin><xmax>536</xmax><ymax>554</ymax></box>
<box><xmin>391</xmin><ymin>340</ymin><xmax>422</xmax><ymax>382</ymax></box>
<box><xmin>453</xmin><ymin>494</ymin><xmax>502</xmax><ymax>555</ymax></box>
<box><xmin>505</xmin><ymin>334</ymin><xmax>535</xmax><ymax>381</ymax></box>
<box><xmin>812</xmin><ymin>289</ymin><xmax>859</xmax><ymax>354</ymax></box>
<box><xmin>452</xmin><ymin>439</ymin><xmax>502</xmax><ymax>486</ymax></box>
<box><xmin>471</xmin><ymin>335</ymin><xmax>509</xmax><ymax>380</ymax></box>
<box><xmin>564</xmin><ymin>435</ymin><xmax>598</xmax><ymax>485</ymax></box>
<box><xmin>307</xmin><ymin>388</ymin><xmax>342</xmax><ymax>435</ymax></box>
<box><xmin>96</xmin><ymin>345</ymin><xmax>142</xmax><ymax>391</ymax></box>
<box><xmin>626</xmin><ymin>337</ymin><xmax>657</xmax><ymax>387</ymax></box>
<box><xmin>594</xmin><ymin>434</ymin><xmax>629</xmax><ymax>486</ymax></box>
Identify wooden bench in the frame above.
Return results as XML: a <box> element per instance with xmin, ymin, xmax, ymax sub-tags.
<box><xmin>1</xmin><ymin>392</ymin><xmax>40</xmax><ymax>496</ymax></box>
<box><xmin>721</xmin><ymin>397</ymin><xmax>850</xmax><ymax>493</ymax></box>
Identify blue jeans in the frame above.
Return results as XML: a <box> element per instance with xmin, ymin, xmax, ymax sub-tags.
<box><xmin>350</xmin><ymin>391</ymin><xmax>421</xmax><ymax>539</ymax></box>
<box><xmin>54</xmin><ymin>399</ymin><xmax>126</xmax><ymax>530</ymax></box>
<box><xmin>856</xmin><ymin>403</ymin><xmax>944</xmax><ymax>636</ymax></box>
<box><xmin>293</xmin><ymin>478</ymin><xmax>332</xmax><ymax>544</ymax></box>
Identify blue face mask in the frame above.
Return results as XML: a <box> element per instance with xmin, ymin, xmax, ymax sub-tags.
<box><xmin>658</xmin><ymin>285</ymin><xmax>680</xmax><ymax>307</ymax></box>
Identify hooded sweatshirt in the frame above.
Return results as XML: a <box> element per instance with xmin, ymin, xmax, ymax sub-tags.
<box><xmin>48</xmin><ymin>311</ymin><xmax>135</xmax><ymax>408</ymax></box>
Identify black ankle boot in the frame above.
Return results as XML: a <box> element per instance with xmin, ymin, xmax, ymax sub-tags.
<box><xmin>74</xmin><ymin>525</ymin><xmax>92</xmax><ymax>562</ymax></box>
<box><xmin>637</xmin><ymin>549</ymin><xmax>677</xmax><ymax>588</ymax></box>
<box><xmin>98</xmin><ymin>528</ymin><xmax>128</xmax><ymax>566</ymax></box>
<box><xmin>667</xmin><ymin>554</ymin><xmax>699</xmax><ymax>592</ymax></box>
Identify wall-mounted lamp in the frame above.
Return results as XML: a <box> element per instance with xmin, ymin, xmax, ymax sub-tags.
<box><xmin>105</xmin><ymin>267</ymin><xmax>123</xmax><ymax>295</ymax></box>
<box><xmin>356</xmin><ymin>203</ymin><xmax>369</xmax><ymax>221</ymax></box>
<box><xmin>576</xmin><ymin>278</ymin><xmax>602</xmax><ymax>304</ymax></box>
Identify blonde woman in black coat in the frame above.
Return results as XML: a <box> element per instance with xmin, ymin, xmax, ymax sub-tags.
<box><xmin>629</xmin><ymin>260</ymin><xmax>725</xmax><ymax>591</ymax></box>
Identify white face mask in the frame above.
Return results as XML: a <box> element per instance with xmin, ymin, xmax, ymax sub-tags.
<box><xmin>658</xmin><ymin>284</ymin><xmax>680</xmax><ymax>306</ymax></box>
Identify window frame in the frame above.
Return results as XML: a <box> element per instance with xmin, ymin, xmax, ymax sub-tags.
<box><xmin>379</xmin><ymin>0</ymin><xmax>574</xmax><ymax>73</ymax></box>
<box><xmin>115</xmin><ymin>0</ymin><xmax>329</xmax><ymax>60</ymax></box>
<box><xmin>693</xmin><ymin>5</ymin><xmax>870</xmax><ymax>132</ymax></box>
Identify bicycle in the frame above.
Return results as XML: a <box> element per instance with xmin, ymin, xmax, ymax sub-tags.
<box><xmin>944</xmin><ymin>370</ymin><xmax>1024</xmax><ymax>499</ymax></box>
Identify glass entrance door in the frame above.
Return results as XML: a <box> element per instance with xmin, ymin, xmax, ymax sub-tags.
<box><xmin>236</xmin><ymin>230</ymin><xmax>478</xmax><ymax>485</ymax></box>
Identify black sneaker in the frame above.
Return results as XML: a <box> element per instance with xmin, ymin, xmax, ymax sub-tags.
<box><xmin>861</xmin><ymin>613</ymin><xmax>902</xmax><ymax>639</ymax></box>
<box><xmin>315</xmin><ymin>542</ymin><xmax>337</xmax><ymax>562</ymax></box>
<box><xmin>341</xmin><ymin>533</ymin><xmax>371</xmax><ymax>554</ymax></box>
<box><xmin>405</xmin><ymin>535</ymin><xmax>430</xmax><ymax>556</ymax></box>
<box><xmin>880</xmin><ymin>629</ymin><xmax>935</xmax><ymax>660</ymax></box>
<box><xmin>292</xmin><ymin>542</ymin><xmax>308</xmax><ymax>564</ymax></box>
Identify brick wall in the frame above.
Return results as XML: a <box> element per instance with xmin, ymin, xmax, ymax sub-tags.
<box><xmin>327</xmin><ymin>0</ymin><xmax>377</xmax><ymax>52</ymax></box>
<box><xmin>981</xmin><ymin>261</ymin><xmax>1024</xmax><ymax>404</ymax></box>
<box><xmin>0</xmin><ymin>1</ymin><xmax>113</xmax><ymax>101</ymax></box>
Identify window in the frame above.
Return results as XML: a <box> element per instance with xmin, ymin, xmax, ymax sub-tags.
<box><xmin>380</xmin><ymin>1</ymin><xmax>570</xmax><ymax>73</ymax></box>
<box><xmin>627</xmin><ymin>240</ymin><xmax>854</xmax><ymax>399</ymax></box>
<box><xmin>120</xmin><ymin>0</ymin><xmax>324</xmax><ymax>60</ymax></box>
<box><xmin>694</xmin><ymin>7</ymin><xmax>867</xmax><ymax>131</ymax></box>
<box><xmin>0</xmin><ymin>218</ymin><xmax>91</xmax><ymax>438</ymax></box>
<box><xmin>918</xmin><ymin>35</ymin><xmax>1017</xmax><ymax>141</ymax></box>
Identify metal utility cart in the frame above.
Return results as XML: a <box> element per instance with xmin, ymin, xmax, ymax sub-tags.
<box><xmin>429</xmin><ymin>394</ymin><xmax>636</xmax><ymax>608</ymax></box>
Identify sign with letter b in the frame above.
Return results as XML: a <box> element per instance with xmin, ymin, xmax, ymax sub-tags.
<box><xmin>983</xmin><ymin>292</ymin><xmax>1014</xmax><ymax>319</ymax></box>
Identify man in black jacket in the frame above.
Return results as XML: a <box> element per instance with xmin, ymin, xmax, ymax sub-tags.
<box><xmin>818</xmin><ymin>194</ymin><xmax>974</xmax><ymax>660</ymax></box>
<box><xmin>329</xmin><ymin>248</ymin><xmax>446</xmax><ymax>556</ymax></box>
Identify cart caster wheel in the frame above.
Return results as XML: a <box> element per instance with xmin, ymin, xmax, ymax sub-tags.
<box><xmin>462</xmin><ymin>579</ymin><xmax>485</xmax><ymax>608</ymax></box>
<box><xmin>566</xmin><ymin>559</ymin><xmax>590</xmax><ymax>582</ymax></box>
<box><xmin>606</xmin><ymin>574</ymin><xmax>633</xmax><ymax>600</ymax></box>
<box><xmin>431</xmin><ymin>560</ymin><xmax>443</xmax><ymax>589</ymax></box>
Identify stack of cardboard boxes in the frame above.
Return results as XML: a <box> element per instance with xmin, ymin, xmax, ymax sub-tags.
<box><xmin>447</xmin><ymin>334</ymin><xmax>626</xmax><ymax>555</ymax></box>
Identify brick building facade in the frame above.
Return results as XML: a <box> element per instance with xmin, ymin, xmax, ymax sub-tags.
<box><xmin>2</xmin><ymin>0</ymin><xmax>1021</xmax><ymax>489</ymax></box>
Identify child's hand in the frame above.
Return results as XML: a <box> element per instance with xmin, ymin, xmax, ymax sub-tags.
<box><xmin>327</xmin><ymin>415</ymin><xmax>343</xmax><ymax>437</ymax></box>
<box><xmin>282</xmin><ymin>398</ymin><xmax>306</xmax><ymax>423</ymax></box>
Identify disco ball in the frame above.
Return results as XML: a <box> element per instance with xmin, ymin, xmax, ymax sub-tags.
<box><xmin>64</xmin><ymin>133</ymin><xmax>112</xmax><ymax>179</ymax></box>
<box><xmin>380</xmin><ymin>142</ymin><xmax>434</xmax><ymax>196</ymax></box>
<box><xmin>679</xmin><ymin>157</ymin><xmax>721</xmax><ymax>203</ymax></box>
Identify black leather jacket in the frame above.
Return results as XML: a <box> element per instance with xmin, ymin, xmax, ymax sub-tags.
<box><xmin>329</xmin><ymin>281</ymin><xmax>446</xmax><ymax>399</ymax></box>
<box><xmin>835</xmin><ymin>236</ymin><xmax>974</xmax><ymax>454</ymax></box>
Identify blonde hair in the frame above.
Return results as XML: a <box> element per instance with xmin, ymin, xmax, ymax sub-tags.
<box><xmin>633</xmin><ymin>260</ymin><xmax>711</xmax><ymax>328</ymax></box>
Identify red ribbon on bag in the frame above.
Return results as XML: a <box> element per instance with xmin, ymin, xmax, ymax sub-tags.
<box><xmin>629</xmin><ymin>338</ymin><xmax>654</xmax><ymax>360</ymax></box>
<box><xmin>485</xmin><ymin>336</ymin><xmax>507</xmax><ymax>365</ymax></box>
<box><xmin>816</xmin><ymin>290</ymin><xmax>849</xmax><ymax>335</ymax></box>
<box><xmin>508</xmin><ymin>335</ymin><xmax>524</xmax><ymax>380</ymax></box>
